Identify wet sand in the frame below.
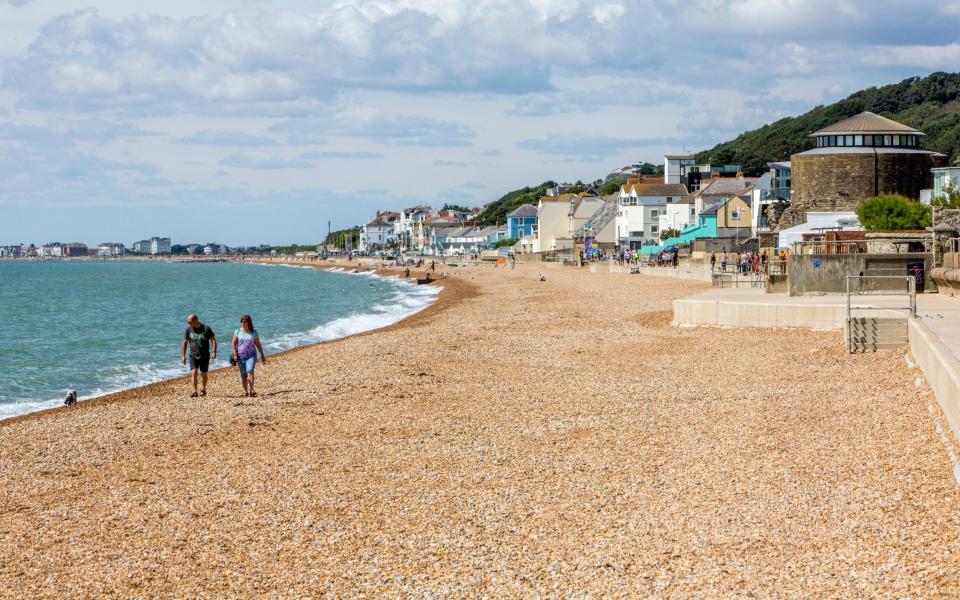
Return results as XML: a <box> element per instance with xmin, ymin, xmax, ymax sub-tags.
<box><xmin>2</xmin><ymin>262</ymin><xmax>959</xmax><ymax>597</ymax></box>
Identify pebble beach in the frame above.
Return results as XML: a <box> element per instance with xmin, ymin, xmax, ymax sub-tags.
<box><xmin>2</xmin><ymin>261</ymin><xmax>960</xmax><ymax>597</ymax></box>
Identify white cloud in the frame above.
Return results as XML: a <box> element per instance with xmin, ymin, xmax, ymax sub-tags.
<box><xmin>176</xmin><ymin>130</ymin><xmax>280</xmax><ymax>146</ymax></box>
<box><xmin>219</xmin><ymin>153</ymin><xmax>312</xmax><ymax>169</ymax></box>
<box><xmin>518</xmin><ymin>134</ymin><xmax>691</xmax><ymax>159</ymax></box>
<box><xmin>270</xmin><ymin>110</ymin><xmax>476</xmax><ymax>146</ymax></box>
<box><xmin>0</xmin><ymin>116</ymin><xmax>157</xmax><ymax>144</ymax></box>
<box><xmin>301</xmin><ymin>150</ymin><xmax>383</xmax><ymax>159</ymax></box>
<box><xmin>591</xmin><ymin>3</ymin><xmax>625</xmax><ymax>26</ymax></box>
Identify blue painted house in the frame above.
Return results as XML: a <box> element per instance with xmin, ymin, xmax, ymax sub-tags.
<box><xmin>506</xmin><ymin>204</ymin><xmax>538</xmax><ymax>239</ymax></box>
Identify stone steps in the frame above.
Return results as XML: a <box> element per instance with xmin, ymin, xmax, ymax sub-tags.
<box><xmin>846</xmin><ymin>317</ymin><xmax>908</xmax><ymax>352</ymax></box>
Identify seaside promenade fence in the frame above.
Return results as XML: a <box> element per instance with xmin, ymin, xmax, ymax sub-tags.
<box><xmin>792</xmin><ymin>238</ymin><xmax>933</xmax><ymax>256</ymax></box>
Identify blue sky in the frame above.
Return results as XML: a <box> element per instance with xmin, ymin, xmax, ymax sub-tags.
<box><xmin>2</xmin><ymin>0</ymin><xmax>959</xmax><ymax>246</ymax></box>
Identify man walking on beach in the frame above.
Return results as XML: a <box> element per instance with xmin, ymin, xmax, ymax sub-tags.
<box><xmin>181</xmin><ymin>314</ymin><xmax>217</xmax><ymax>397</ymax></box>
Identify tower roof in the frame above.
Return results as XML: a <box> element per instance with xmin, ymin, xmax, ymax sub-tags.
<box><xmin>810</xmin><ymin>111</ymin><xmax>923</xmax><ymax>137</ymax></box>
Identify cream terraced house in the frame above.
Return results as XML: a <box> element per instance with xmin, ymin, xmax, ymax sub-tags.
<box><xmin>533</xmin><ymin>192</ymin><xmax>608</xmax><ymax>253</ymax></box>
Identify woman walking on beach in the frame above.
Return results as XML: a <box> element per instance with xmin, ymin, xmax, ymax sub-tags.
<box><xmin>232</xmin><ymin>314</ymin><xmax>267</xmax><ymax>397</ymax></box>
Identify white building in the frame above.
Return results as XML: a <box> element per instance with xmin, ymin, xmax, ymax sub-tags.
<box><xmin>203</xmin><ymin>243</ymin><xmax>228</xmax><ymax>255</ymax></box>
<box><xmin>615</xmin><ymin>182</ymin><xmax>689</xmax><ymax>249</ymax></box>
<box><xmin>394</xmin><ymin>206</ymin><xmax>432</xmax><ymax>251</ymax></box>
<box><xmin>778</xmin><ymin>212</ymin><xmax>862</xmax><ymax>250</ymax></box>
<box><xmin>931</xmin><ymin>167</ymin><xmax>960</xmax><ymax>203</ymax></box>
<box><xmin>150</xmin><ymin>237</ymin><xmax>171</xmax><ymax>255</ymax></box>
<box><xmin>359</xmin><ymin>211</ymin><xmax>400</xmax><ymax>253</ymax></box>
<box><xmin>657</xmin><ymin>196</ymin><xmax>697</xmax><ymax>234</ymax></box>
<box><xmin>664</xmin><ymin>154</ymin><xmax>696</xmax><ymax>185</ymax></box>
<box><xmin>38</xmin><ymin>243</ymin><xmax>63</xmax><ymax>258</ymax></box>
<box><xmin>98</xmin><ymin>242</ymin><xmax>126</xmax><ymax>256</ymax></box>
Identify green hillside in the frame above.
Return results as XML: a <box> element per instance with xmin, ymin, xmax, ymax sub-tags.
<box><xmin>697</xmin><ymin>72</ymin><xmax>960</xmax><ymax>174</ymax></box>
<box><xmin>472</xmin><ymin>182</ymin><xmax>556</xmax><ymax>225</ymax></box>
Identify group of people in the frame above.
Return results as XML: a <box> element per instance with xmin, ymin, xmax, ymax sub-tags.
<box><xmin>180</xmin><ymin>313</ymin><xmax>267</xmax><ymax>398</ymax></box>
<box><xmin>709</xmin><ymin>251</ymin><xmax>768</xmax><ymax>274</ymax></box>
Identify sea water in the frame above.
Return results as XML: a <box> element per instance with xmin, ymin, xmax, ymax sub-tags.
<box><xmin>0</xmin><ymin>260</ymin><xmax>438</xmax><ymax>418</ymax></box>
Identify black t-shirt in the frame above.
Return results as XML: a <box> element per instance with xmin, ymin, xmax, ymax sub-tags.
<box><xmin>184</xmin><ymin>324</ymin><xmax>215</xmax><ymax>359</ymax></box>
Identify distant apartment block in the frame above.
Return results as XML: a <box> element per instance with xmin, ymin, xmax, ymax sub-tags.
<box><xmin>38</xmin><ymin>243</ymin><xmax>63</xmax><ymax>258</ymax></box>
<box><xmin>98</xmin><ymin>242</ymin><xmax>126</xmax><ymax>256</ymax></box>
<box><xmin>133</xmin><ymin>237</ymin><xmax>172</xmax><ymax>255</ymax></box>
<box><xmin>150</xmin><ymin>237</ymin><xmax>171</xmax><ymax>254</ymax></box>
<box><xmin>203</xmin><ymin>243</ymin><xmax>229</xmax><ymax>255</ymax></box>
<box><xmin>0</xmin><ymin>245</ymin><xmax>29</xmax><ymax>258</ymax></box>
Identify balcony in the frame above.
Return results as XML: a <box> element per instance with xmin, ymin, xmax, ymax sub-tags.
<box><xmin>761</xmin><ymin>188</ymin><xmax>792</xmax><ymax>201</ymax></box>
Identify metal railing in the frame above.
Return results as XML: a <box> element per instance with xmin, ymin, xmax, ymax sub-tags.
<box><xmin>845</xmin><ymin>275</ymin><xmax>916</xmax><ymax>353</ymax></box>
<box><xmin>793</xmin><ymin>238</ymin><xmax>933</xmax><ymax>255</ymax></box>
<box><xmin>948</xmin><ymin>237</ymin><xmax>960</xmax><ymax>254</ymax></box>
<box><xmin>712</xmin><ymin>271</ymin><xmax>766</xmax><ymax>288</ymax></box>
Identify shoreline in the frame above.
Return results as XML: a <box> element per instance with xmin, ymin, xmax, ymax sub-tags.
<box><xmin>0</xmin><ymin>260</ymin><xmax>469</xmax><ymax>428</ymax></box>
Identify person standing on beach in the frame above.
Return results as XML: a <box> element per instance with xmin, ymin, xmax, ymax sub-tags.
<box><xmin>232</xmin><ymin>314</ymin><xmax>267</xmax><ymax>397</ymax></box>
<box><xmin>710</xmin><ymin>253</ymin><xmax>716</xmax><ymax>271</ymax></box>
<box><xmin>181</xmin><ymin>314</ymin><xmax>216</xmax><ymax>397</ymax></box>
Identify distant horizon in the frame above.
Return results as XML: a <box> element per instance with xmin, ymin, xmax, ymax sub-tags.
<box><xmin>3</xmin><ymin>1</ymin><xmax>958</xmax><ymax>244</ymax></box>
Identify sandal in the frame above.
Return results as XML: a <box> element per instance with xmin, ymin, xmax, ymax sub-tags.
<box><xmin>200</xmin><ymin>390</ymin><xmax>207</xmax><ymax>397</ymax></box>
<box><xmin>190</xmin><ymin>392</ymin><xmax>198</xmax><ymax>398</ymax></box>
<box><xmin>249</xmin><ymin>391</ymin><xmax>257</xmax><ymax>397</ymax></box>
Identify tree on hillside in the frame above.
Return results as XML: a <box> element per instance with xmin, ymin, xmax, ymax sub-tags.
<box><xmin>472</xmin><ymin>181</ymin><xmax>555</xmax><ymax>226</ymax></box>
<box><xmin>855</xmin><ymin>194</ymin><xmax>932</xmax><ymax>230</ymax></box>
<box><xmin>599</xmin><ymin>177</ymin><xmax>628</xmax><ymax>195</ymax></box>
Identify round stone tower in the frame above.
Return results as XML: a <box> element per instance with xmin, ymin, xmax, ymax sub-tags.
<box><xmin>779</xmin><ymin>112</ymin><xmax>947</xmax><ymax>229</ymax></box>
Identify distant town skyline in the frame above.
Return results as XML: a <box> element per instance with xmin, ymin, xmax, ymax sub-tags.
<box><xmin>2</xmin><ymin>0</ymin><xmax>959</xmax><ymax>245</ymax></box>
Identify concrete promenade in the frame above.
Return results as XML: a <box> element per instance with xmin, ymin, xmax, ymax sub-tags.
<box><xmin>667</xmin><ymin>275</ymin><xmax>960</xmax><ymax>447</ymax></box>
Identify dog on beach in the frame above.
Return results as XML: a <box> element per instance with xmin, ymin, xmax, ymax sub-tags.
<box><xmin>64</xmin><ymin>390</ymin><xmax>78</xmax><ymax>406</ymax></box>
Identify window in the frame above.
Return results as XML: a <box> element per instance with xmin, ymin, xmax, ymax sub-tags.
<box><xmin>829</xmin><ymin>135</ymin><xmax>837</xmax><ymax>146</ymax></box>
<box><xmin>666</xmin><ymin>197</ymin><xmax>673</xmax><ymax>202</ymax></box>
<box><xmin>893</xmin><ymin>135</ymin><xmax>901</xmax><ymax>146</ymax></box>
<box><xmin>865</xmin><ymin>135</ymin><xmax>873</xmax><ymax>146</ymax></box>
<box><xmin>854</xmin><ymin>135</ymin><xmax>863</xmax><ymax>146</ymax></box>
<box><xmin>651</xmin><ymin>209</ymin><xmax>658</xmax><ymax>217</ymax></box>
<box><xmin>884</xmin><ymin>135</ymin><xmax>892</xmax><ymax>146</ymax></box>
<box><xmin>651</xmin><ymin>225</ymin><xmax>658</xmax><ymax>233</ymax></box>
<box><xmin>845</xmin><ymin>135</ymin><xmax>854</xmax><ymax>146</ymax></box>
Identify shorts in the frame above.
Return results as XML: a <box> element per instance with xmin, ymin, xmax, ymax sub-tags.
<box><xmin>189</xmin><ymin>355</ymin><xmax>210</xmax><ymax>373</ymax></box>
<box><xmin>238</xmin><ymin>355</ymin><xmax>257</xmax><ymax>378</ymax></box>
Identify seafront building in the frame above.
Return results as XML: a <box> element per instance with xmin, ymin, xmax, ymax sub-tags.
<box><xmin>615</xmin><ymin>181</ymin><xmax>689</xmax><ymax>249</ymax></box>
<box><xmin>132</xmin><ymin>237</ymin><xmax>171</xmax><ymax>255</ymax></box>
<box><xmin>534</xmin><ymin>192</ymin><xmax>609</xmax><ymax>252</ymax></box>
<box><xmin>359</xmin><ymin>211</ymin><xmax>400</xmax><ymax>253</ymax></box>
<box><xmin>203</xmin><ymin>243</ymin><xmax>229</xmax><ymax>255</ymax></box>
<box><xmin>38</xmin><ymin>243</ymin><xmax>63</xmax><ymax>258</ymax></box>
<box><xmin>98</xmin><ymin>243</ymin><xmax>126</xmax><ymax>256</ymax></box>
<box><xmin>778</xmin><ymin>111</ymin><xmax>947</xmax><ymax>229</ymax></box>
<box><xmin>505</xmin><ymin>205</ymin><xmax>538</xmax><ymax>240</ymax></box>
<box><xmin>931</xmin><ymin>166</ymin><xmax>960</xmax><ymax>202</ymax></box>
